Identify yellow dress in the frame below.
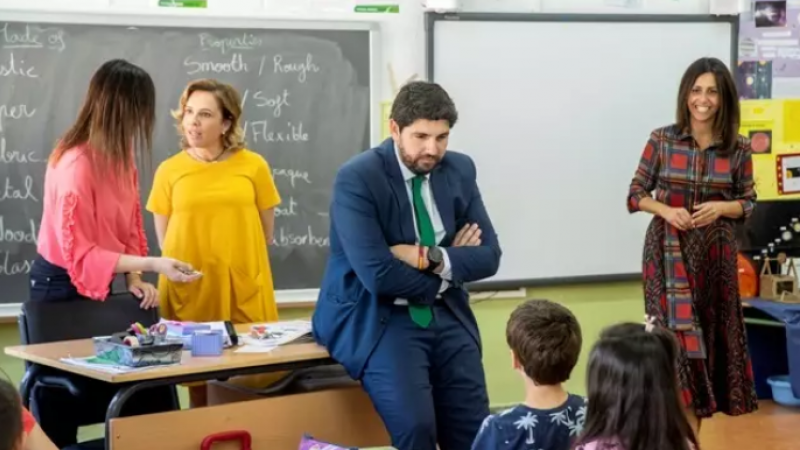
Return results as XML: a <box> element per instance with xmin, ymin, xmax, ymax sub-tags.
<box><xmin>146</xmin><ymin>149</ymin><xmax>281</xmax><ymax>324</ymax></box>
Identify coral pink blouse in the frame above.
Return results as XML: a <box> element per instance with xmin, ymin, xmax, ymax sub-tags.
<box><xmin>36</xmin><ymin>147</ymin><xmax>148</xmax><ymax>300</ymax></box>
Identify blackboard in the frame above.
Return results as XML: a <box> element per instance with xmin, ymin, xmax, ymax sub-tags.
<box><xmin>0</xmin><ymin>12</ymin><xmax>379</xmax><ymax>305</ymax></box>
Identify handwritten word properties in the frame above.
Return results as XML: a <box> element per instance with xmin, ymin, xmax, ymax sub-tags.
<box><xmin>198</xmin><ymin>32</ymin><xmax>263</xmax><ymax>55</ymax></box>
<box><xmin>0</xmin><ymin>23</ymin><xmax>66</xmax><ymax>52</ymax></box>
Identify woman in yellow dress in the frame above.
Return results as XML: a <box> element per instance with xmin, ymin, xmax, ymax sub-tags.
<box><xmin>146</xmin><ymin>78</ymin><xmax>282</xmax><ymax>406</ymax></box>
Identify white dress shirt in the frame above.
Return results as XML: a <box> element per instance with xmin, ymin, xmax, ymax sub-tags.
<box><xmin>394</xmin><ymin>147</ymin><xmax>452</xmax><ymax>305</ymax></box>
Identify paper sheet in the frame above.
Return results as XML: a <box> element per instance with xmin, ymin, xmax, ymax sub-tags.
<box><xmin>61</xmin><ymin>356</ymin><xmax>180</xmax><ymax>374</ymax></box>
<box><xmin>240</xmin><ymin>320</ymin><xmax>312</xmax><ymax>347</ymax></box>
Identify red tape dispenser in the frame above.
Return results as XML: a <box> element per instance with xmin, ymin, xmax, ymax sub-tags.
<box><xmin>200</xmin><ymin>430</ymin><xmax>252</xmax><ymax>450</ymax></box>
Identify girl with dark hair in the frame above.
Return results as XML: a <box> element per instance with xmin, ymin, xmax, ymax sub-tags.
<box><xmin>574</xmin><ymin>322</ymin><xmax>699</xmax><ymax>450</ymax></box>
<box><xmin>0</xmin><ymin>377</ymin><xmax>57</xmax><ymax>450</ymax></box>
<box><xmin>31</xmin><ymin>59</ymin><xmax>201</xmax><ymax>307</ymax></box>
<box><xmin>626</xmin><ymin>56</ymin><xmax>758</xmax><ymax>428</ymax></box>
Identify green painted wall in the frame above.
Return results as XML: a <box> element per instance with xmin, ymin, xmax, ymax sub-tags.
<box><xmin>0</xmin><ymin>281</ymin><xmax>645</xmax><ymax>438</ymax></box>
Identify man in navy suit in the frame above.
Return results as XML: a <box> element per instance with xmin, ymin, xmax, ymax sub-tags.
<box><xmin>312</xmin><ymin>81</ymin><xmax>502</xmax><ymax>450</ymax></box>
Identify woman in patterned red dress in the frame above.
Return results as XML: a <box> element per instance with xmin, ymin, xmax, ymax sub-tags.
<box><xmin>627</xmin><ymin>57</ymin><xmax>758</xmax><ymax>428</ymax></box>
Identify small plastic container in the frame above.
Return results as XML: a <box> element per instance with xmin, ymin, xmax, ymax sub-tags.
<box><xmin>767</xmin><ymin>375</ymin><xmax>800</xmax><ymax>407</ymax></box>
<box><xmin>191</xmin><ymin>330</ymin><xmax>224</xmax><ymax>357</ymax></box>
<box><xmin>163</xmin><ymin>322</ymin><xmax>212</xmax><ymax>350</ymax></box>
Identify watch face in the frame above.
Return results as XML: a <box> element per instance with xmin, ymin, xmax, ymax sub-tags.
<box><xmin>429</xmin><ymin>247</ymin><xmax>443</xmax><ymax>263</ymax></box>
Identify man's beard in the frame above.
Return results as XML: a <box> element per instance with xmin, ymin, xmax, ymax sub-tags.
<box><xmin>399</xmin><ymin>145</ymin><xmax>440</xmax><ymax>175</ymax></box>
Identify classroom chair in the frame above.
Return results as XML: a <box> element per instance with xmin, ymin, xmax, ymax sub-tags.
<box><xmin>18</xmin><ymin>291</ymin><xmax>179</xmax><ymax>449</ymax></box>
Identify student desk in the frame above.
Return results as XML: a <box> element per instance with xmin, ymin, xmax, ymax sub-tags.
<box><xmin>4</xmin><ymin>329</ymin><xmax>391</xmax><ymax>450</ymax></box>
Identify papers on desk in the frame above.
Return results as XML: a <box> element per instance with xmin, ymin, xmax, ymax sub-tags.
<box><xmin>60</xmin><ymin>356</ymin><xmax>180</xmax><ymax>374</ymax></box>
<box><xmin>235</xmin><ymin>320</ymin><xmax>313</xmax><ymax>353</ymax></box>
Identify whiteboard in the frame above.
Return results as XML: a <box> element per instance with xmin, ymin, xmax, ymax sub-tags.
<box><xmin>427</xmin><ymin>13</ymin><xmax>736</xmax><ymax>287</ymax></box>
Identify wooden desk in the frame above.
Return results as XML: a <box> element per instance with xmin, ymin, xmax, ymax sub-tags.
<box><xmin>5</xmin><ymin>338</ymin><xmax>331</xmax><ymax>383</ymax></box>
<box><xmin>4</xmin><ymin>329</ymin><xmax>336</xmax><ymax>450</ymax></box>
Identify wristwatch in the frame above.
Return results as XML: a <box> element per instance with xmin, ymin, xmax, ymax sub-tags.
<box><xmin>426</xmin><ymin>246</ymin><xmax>444</xmax><ymax>273</ymax></box>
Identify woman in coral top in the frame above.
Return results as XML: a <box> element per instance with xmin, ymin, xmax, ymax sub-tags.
<box><xmin>31</xmin><ymin>59</ymin><xmax>201</xmax><ymax>307</ymax></box>
<box><xmin>147</xmin><ymin>78</ymin><xmax>282</xmax><ymax>406</ymax></box>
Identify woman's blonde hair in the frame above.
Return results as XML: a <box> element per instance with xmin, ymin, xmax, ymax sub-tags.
<box><xmin>172</xmin><ymin>78</ymin><xmax>246</xmax><ymax>151</ymax></box>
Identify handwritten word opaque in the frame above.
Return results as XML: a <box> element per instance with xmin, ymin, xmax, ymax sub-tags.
<box><xmin>0</xmin><ymin>52</ymin><xmax>38</xmax><ymax>78</ymax></box>
<box><xmin>0</xmin><ymin>104</ymin><xmax>36</xmax><ymax>133</ymax></box>
<box><xmin>271</xmin><ymin>167</ymin><xmax>311</xmax><ymax>188</ymax></box>
<box><xmin>0</xmin><ymin>23</ymin><xmax>66</xmax><ymax>52</ymax></box>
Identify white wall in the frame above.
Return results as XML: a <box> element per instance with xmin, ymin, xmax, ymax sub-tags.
<box><xmin>0</xmin><ymin>0</ymin><xmax>713</xmax><ymax>104</ymax></box>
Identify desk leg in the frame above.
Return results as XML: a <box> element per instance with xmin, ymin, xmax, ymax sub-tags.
<box><xmin>104</xmin><ymin>381</ymin><xmax>160</xmax><ymax>450</ymax></box>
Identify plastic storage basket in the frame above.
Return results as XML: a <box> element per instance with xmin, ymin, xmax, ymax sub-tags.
<box><xmin>767</xmin><ymin>375</ymin><xmax>800</xmax><ymax>407</ymax></box>
<box><xmin>93</xmin><ymin>336</ymin><xmax>183</xmax><ymax>367</ymax></box>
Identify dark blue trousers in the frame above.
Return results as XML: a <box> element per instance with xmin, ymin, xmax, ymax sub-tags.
<box><xmin>360</xmin><ymin>303</ymin><xmax>489</xmax><ymax>450</ymax></box>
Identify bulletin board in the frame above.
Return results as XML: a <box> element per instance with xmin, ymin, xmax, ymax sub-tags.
<box><xmin>737</xmin><ymin>1</ymin><xmax>800</xmax><ymax>201</ymax></box>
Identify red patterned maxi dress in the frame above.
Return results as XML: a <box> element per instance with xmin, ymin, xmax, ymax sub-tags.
<box><xmin>627</xmin><ymin>124</ymin><xmax>758</xmax><ymax>418</ymax></box>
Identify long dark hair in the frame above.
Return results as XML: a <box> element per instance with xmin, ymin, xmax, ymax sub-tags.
<box><xmin>574</xmin><ymin>322</ymin><xmax>698</xmax><ymax>450</ymax></box>
<box><xmin>676</xmin><ymin>57</ymin><xmax>740</xmax><ymax>156</ymax></box>
<box><xmin>50</xmin><ymin>59</ymin><xmax>155</xmax><ymax>176</ymax></box>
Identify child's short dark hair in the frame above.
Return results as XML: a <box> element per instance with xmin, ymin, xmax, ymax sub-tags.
<box><xmin>506</xmin><ymin>299</ymin><xmax>582</xmax><ymax>385</ymax></box>
<box><xmin>0</xmin><ymin>378</ymin><xmax>23</xmax><ymax>450</ymax></box>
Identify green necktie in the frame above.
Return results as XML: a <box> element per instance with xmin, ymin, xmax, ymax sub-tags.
<box><xmin>409</xmin><ymin>175</ymin><xmax>434</xmax><ymax>328</ymax></box>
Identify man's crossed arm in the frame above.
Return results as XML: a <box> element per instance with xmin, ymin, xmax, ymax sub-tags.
<box><xmin>332</xmin><ymin>162</ymin><xmax>501</xmax><ymax>304</ymax></box>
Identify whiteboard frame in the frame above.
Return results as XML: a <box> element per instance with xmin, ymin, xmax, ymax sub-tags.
<box><xmin>425</xmin><ymin>12</ymin><xmax>739</xmax><ymax>292</ymax></box>
<box><xmin>0</xmin><ymin>9</ymin><xmax>383</xmax><ymax>314</ymax></box>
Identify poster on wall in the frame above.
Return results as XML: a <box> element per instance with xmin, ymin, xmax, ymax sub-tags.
<box><xmin>741</xmin><ymin>98</ymin><xmax>800</xmax><ymax>200</ymax></box>
<box><xmin>737</xmin><ymin>1</ymin><xmax>800</xmax><ymax>99</ymax></box>
<box><xmin>777</xmin><ymin>153</ymin><xmax>800</xmax><ymax>195</ymax></box>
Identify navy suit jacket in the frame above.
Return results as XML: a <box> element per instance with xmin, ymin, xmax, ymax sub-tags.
<box><xmin>312</xmin><ymin>138</ymin><xmax>502</xmax><ymax>379</ymax></box>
